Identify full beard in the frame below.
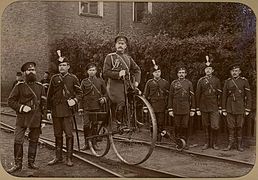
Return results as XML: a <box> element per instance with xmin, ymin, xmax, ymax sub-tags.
<box><xmin>25</xmin><ymin>73</ymin><xmax>37</xmax><ymax>82</ymax></box>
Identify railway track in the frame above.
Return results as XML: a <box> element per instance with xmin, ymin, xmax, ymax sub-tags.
<box><xmin>0</xmin><ymin>120</ymin><xmax>184</xmax><ymax>178</ymax></box>
<box><xmin>1</xmin><ymin>110</ymin><xmax>254</xmax><ymax>167</ymax></box>
<box><xmin>1</xmin><ymin>105</ymin><xmax>254</xmax><ymax>177</ymax></box>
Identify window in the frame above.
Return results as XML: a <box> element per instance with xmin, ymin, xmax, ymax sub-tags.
<box><xmin>133</xmin><ymin>2</ymin><xmax>152</xmax><ymax>22</ymax></box>
<box><xmin>79</xmin><ymin>1</ymin><xmax>103</xmax><ymax>17</ymax></box>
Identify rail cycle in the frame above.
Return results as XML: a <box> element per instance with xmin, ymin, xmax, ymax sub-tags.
<box><xmin>80</xmin><ymin>77</ymin><xmax>185</xmax><ymax>165</ymax></box>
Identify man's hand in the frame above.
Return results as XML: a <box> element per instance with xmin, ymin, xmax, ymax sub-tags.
<box><xmin>169</xmin><ymin>111</ymin><xmax>174</xmax><ymax>117</ymax></box>
<box><xmin>134</xmin><ymin>82</ymin><xmax>139</xmax><ymax>87</ymax></box>
<box><xmin>143</xmin><ymin>107</ymin><xmax>148</xmax><ymax>113</ymax></box>
<box><xmin>47</xmin><ymin>113</ymin><xmax>52</xmax><ymax>121</ymax></box>
<box><xmin>222</xmin><ymin>111</ymin><xmax>227</xmax><ymax>116</ymax></box>
<box><xmin>119</xmin><ymin>70</ymin><xmax>126</xmax><ymax>77</ymax></box>
<box><xmin>196</xmin><ymin>110</ymin><xmax>201</xmax><ymax>116</ymax></box>
<box><xmin>99</xmin><ymin>97</ymin><xmax>105</xmax><ymax>104</ymax></box>
<box><xmin>190</xmin><ymin>111</ymin><xmax>195</xmax><ymax>117</ymax></box>
<box><xmin>78</xmin><ymin>109</ymin><xmax>83</xmax><ymax>116</ymax></box>
<box><xmin>23</xmin><ymin>105</ymin><xmax>31</xmax><ymax>113</ymax></box>
<box><xmin>67</xmin><ymin>99</ymin><xmax>76</xmax><ymax>107</ymax></box>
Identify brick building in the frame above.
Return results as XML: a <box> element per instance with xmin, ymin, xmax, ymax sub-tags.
<box><xmin>1</xmin><ymin>1</ymin><xmax>153</xmax><ymax>100</ymax></box>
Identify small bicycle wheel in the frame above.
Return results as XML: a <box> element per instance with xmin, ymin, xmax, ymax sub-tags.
<box><xmin>175</xmin><ymin>138</ymin><xmax>186</xmax><ymax>151</ymax></box>
<box><xmin>110</xmin><ymin>95</ymin><xmax>157</xmax><ymax>165</ymax></box>
<box><xmin>89</xmin><ymin>125</ymin><xmax>110</xmax><ymax>157</ymax></box>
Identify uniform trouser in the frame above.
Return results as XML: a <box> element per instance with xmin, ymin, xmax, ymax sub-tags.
<box><xmin>201</xmin><ymin>111</ymin><xmax>220</xmax><ymax>146</ymax></box>
<box><xmin>226</xmin><ymin>113</ymin><xmax>245</xmax><ymax>145</ymax></box>
<box><xmin>155</xmin><ymin>112</ymin><xmax>165</xmax><ymax>140</ymax></box>
<box><xmin>201</xmin><ymin>111</ymin><xmax>220</xmax><ymax>130</ymax></box>
<box><xmin>82</xmin><ymin>110</ymin><xmax>106</xmax><ymax>144</ymax></box>
<box><xmin>14</xmin><ymin>126</ymin><xmax>40</xmax><ymax>164</ymax></box>
<box><xmin>174</xmin><ymin>114</ymin><xmax>189</xmax><ymax>142</ymax></box>
<box><xmin>52</xmin><ymin>117</ymin><xmax>74</xmax><ymax>139</ymax></box>
<box><xmin>52</xmin><ymin>117</ymin><xmax>74</xmax><ymax>158</ymax></box>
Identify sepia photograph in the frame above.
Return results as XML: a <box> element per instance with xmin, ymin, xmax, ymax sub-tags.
<box><xmin>0</xmin><ymin>0</ymin><xmax>256</xmax><ymax>178</ymax></box>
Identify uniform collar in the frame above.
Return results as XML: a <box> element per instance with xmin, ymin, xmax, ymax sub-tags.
<box><xmin>178</xmin><ymin>78</ymin><xmax>185</xmax><ymax>82</ymax></box>
<box><xmin>60</xmin><ymin>72</ymin><xmax>69</xmax><ymax>77</ymax></box>
<box><xmin>233</xmin><ymin>76</ymin><xmax>240</xmax><ymax>80</ymax></box>
<box><xmin>154</xmin><ymin>77</ymin><xmax>161</xmax><ymax>81</ymax></box>
<box><xmin>205</xmin><ymin>75</ymin><xmax>212</xmax><ymax>79</ymax></box>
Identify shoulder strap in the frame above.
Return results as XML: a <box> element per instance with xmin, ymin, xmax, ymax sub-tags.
<box><xmin>87</xmin><ymin>78</ymin><xmax>102</xmax><ymax>96</ymax></box>
<box><xmin>115</xmin><ymin>53</ymin><xmax>130</xmax><ymax>71</ymax></box>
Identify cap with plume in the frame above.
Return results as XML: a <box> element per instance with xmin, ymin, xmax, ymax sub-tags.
<box><xmin>205</xmin><ymin>55</ymin><xmax>211</xmax><ymax>66</ymax></box>
<box><xmin>152</xmin><ymin>59</ymin><xmax>159</xmax><ymax>70</ymax></box>
<box><xmin>57</xmin><ymin>50</ymin><xmax>64</xmax><ymax>62</ymax></box>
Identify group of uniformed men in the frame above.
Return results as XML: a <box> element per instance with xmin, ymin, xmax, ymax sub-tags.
<box><xmin>7</xmin><ymin>35</ymin><xmax>252</xmax><ymax>173</ymax></box>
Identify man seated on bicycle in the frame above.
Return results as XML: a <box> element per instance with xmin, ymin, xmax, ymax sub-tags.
<box><xmin>103</xmin><ymin>35</ymin><xmax>141</xmax><ymax>126</ymax></box>
<box><xmin>143</xmin><ymin>61</ymin><xmax>169</xmax><ymax>142</ymax></box>
<box><xmin>79</xmin><ymin>62</ymin><xmax>108</xmax><ymax>151</ymax></box>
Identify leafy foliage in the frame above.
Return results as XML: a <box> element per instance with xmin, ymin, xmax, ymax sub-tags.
<box><xmin>48</xmin><ymin>2</ymin><xmax>256</xmax><ymax>107</ymax></box>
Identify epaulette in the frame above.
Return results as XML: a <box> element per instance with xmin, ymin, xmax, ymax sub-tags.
<box><xmin>199</xmin><ymin>76</ymin><xmax>206</xmax><ymax>81</ymax></box>
<box><xmin>146</xmin><ymin>79</ymin><xmax>153</xmax><ymax>84</ymax></box>
<box><xmin>36</xmin><ymin>81</ymin><xmax>43</xmax><ymax>86</ymax></box>
<box><xmin>52</xmin><ymin>74</ymin><xmax>60</xmax><ymax>78</ymax></box>
<box><xmin>16</xmin><ymin>81</ymin><xmax>24</xmax><ymax>86</ymax></box>
<box><xmin>172</xmin><ymin>79</ymin><xmax>178</xmax><ymax>84</ymax></box>
<box><xmin>108</xmin><ymin>52</ymin><xmax>116</xmax><ymax>56</ymax></box>
<box><xmin>227</xmin><ymin>78</ymin><xmax>232</xmax><ymax>81</ymax></box>
<box><xmin>241</xmin><ymin>77</ymin><xmax>247</xmax><ymax>80</ymax></box>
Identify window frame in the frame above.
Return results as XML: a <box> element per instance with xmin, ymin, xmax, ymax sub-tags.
<box><xmin>132</xmin><ymin>2</ymin><xmax>152</xmax><ymax>22</ymax></box>
<box><xmin>79</xmin><ymin>1</ymin><xmax>104</xmax><ymax>18</ymax></box>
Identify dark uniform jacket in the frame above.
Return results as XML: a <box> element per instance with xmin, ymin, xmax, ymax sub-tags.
<box><xmin>8</xmin><ymin>81</ymin><xmax>47</xmax><ymax>128</ymax></box>
<box><xmin>103</xmin><ymin>52</ymin><xmax>141</xmax><ymax>104</ymax></box>
<box><xmin>196</xmin><ymin>75</ymin><xmax>222</xmax><ymax>112</ymax></box>
<box><xmin>168</xmin><ymin>79</ymin><xmax>195</xmax><ymax>115</ymax></box>
<box><xmin>47</xmin><ymin>73</ymin><xmax>83</xmax><ymax>117</ymax></box>
<box><xmin>79</xmin><ymin>76</ymin><xmax>108</xmax><ymax>111</ymax></box>
<box><xmin>222</xmin><ymin>77</ymin><xmax>251</xmax><ymax>114</ymax></box>
<box><xmin>143</xmin><ymin>78</ymin><xmax>169</xmax><ymax>112</ymax></box>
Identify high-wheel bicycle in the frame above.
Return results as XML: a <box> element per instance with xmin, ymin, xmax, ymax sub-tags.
<box><xmin>81</xmin><ymin>79</ymin><xmax>157</xmax><ymax>165</ymax></box>
<box><xmin>109</xmin><ymin>78</ymin><xmax>157</xmax><ymax>165</ymax></box>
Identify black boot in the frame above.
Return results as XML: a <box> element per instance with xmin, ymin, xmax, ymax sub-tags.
<box><xmin>202</xmin><ymin>128</ymin><xmax>209</xmax><ymax>150</ymax></box>
<box><xmin>91</xmin><ymin>125</ymin><xmax>101</xmax><ymax>151</ymax></box>
<box><xmin>48</xmin><ymin>137</ymin><xmax>64</xmax><ymax>165</ymax></box>
<box><xmin>212</xmin><ymin>129</ymin><xmax>219</xmax><ymax>150</ymax></box>
<box><xmin>28</xmin><ymin>141</ymin><xmax>39</xmax><ymax>169</ymax></box>
<box><xmin>223</xmin><ymin>129</ymin><xmax>234</xmax><ymax>151</ymax></box>
<box><xmin>66</xmin><ymin>137</ymin><xmax>73</xmax><ymax>167</ymax></box>
<box><xmin>237</xmin><ymin>128</ymin><xmax>244</xmax><ymax>152</ymax></box>
<box><xmin>115</xmin><ymin>109</ymin><xmax>124</xmax><ymax>126</ymax></box>
<box><xmin>81</xmin><ymin>125</ymin><xmax>90</xmax><ymax>151</ymax></box>
<box><xmin>7</xmin><ymin>143</ymin><xmax>23</xmax><ymax>173</ymax></box>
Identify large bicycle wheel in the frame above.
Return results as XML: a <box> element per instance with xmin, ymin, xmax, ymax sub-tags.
<box><xmin>110</xmin><ymin>95</ymin><xmax>157</xmax><ymax>165</ymax></box>
<box><xmin>89</xmin><ymin>124</ymin><xmax>111</xmax><ymax>157</ymax></box>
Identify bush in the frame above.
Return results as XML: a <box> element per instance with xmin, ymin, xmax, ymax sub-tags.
<box><xmin>49</xmin><ymin>31</ymin><xmax>256</xmax><ymax>103</ymax></box>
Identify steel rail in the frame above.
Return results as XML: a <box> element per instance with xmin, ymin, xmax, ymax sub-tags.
<box><xmin>0</xmin><ymin>121</ymin><xmax>184</xmax><ymax>178</ymax></box>
<box><xmin>0</xmin><ymin>121</ymin><xmax>124</xmax><ymax>178</ymax></box>
<box><xmin>1</xmin><ymin>110</ymin><xmax>254</xmax><ymax>171</ymax></box>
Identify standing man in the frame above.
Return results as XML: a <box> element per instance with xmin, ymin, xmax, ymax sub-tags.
<box><xmin>168</xmin><ymin>66</ymin><xmax>195</xmax><ymax>149</ymax></box>
<box><xmin>103</xmin><ymin>35</ymin><xmax>141</xmax><ymax>125</ymax></box>
<box><xmin>12</xmin><ymin>72</ymin><xmax>24</xmax><ymax>89</ymax></box>
<box><xmin>143</xmin><ymin>60</ymin><xmax>169</xmax><ymax>142</ymax></box>
<box><xmin>40</xmin><ymin>71</ymin><xmax>50</xmax><ymax>93</ymax></box>
<box><xmin>222</xmin><ymin>63</ymin><xmax>251</xmax><ymax>151</ymax></box>
<box><xmin>78</xmin><ymin>62</ymin><xmax>108</xmax><ymax>150</ymax></box>
<box><xmin>8</xmin><ymin>62</ymin><xmax>47</xmax><ymax>173</ymax></box>
<box><xmin>47</xmin><ymin>55</ymin><xmax>83</xmax><ymax>166</ymax></box>
<box><xmin>196</xmin><ymin>58</ymin><xmax>222</xmax><ymax>150</ymax></box>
